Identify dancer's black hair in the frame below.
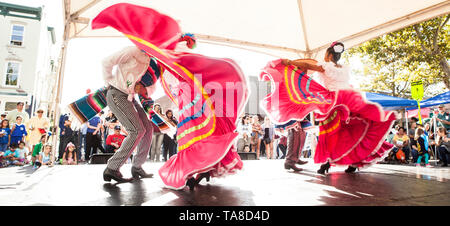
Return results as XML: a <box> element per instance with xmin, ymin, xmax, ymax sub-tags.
<box><xmin>326</xmin><ymin>42</ymin><xmax>345</xmax><ymax>64</ymax></box>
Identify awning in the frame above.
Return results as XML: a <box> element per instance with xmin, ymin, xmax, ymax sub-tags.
<box><xmin>63</xmin><ymin>0</ymin><xmax>450</xmax><ymax>58</ymax></box>
<box><xmin>364</xmin><ymin>92</ymin><xmax>417</xmax><ymax>110</ymax></box>
<box><xmin>406</xmin><ymin>91</ymin><xmax>450</xmax><ymax>110</ymax></box>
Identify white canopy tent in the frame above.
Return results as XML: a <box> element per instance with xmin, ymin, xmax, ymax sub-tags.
<box><xmin>52</xmin><ymin>0</ymin><xmax>450</xmax><ymax>147</ymax></box>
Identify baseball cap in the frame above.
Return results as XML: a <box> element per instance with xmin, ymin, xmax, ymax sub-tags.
<box><xmin>114</xmin><ymin>125</ymin><xmax>121</xmax><ymax>130</ymax></box>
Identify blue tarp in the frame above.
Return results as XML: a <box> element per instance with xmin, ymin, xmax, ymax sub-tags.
<box><xmin>365</xmin><ymin>92</ymin><xmax>417</xmax><ymax>110</ymax></box>
<box><xmin>406</xmin><ymin>91</ymin><xmax>450</xmax><ymax>110</ymax></box>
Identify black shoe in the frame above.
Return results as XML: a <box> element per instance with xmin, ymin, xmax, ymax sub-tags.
<box><xmin>103</xmin><ymin>168</ymin><xmax>133</xmax><ymax>183</ymax></box>
<box><xmin>442</xmin><ymin>163</ymin><xmax>448</xmax><ymax>167</ymax></box>
<box><xmin>186</xmin><ymin>178</ymin><xmax>196</xmax><ymax>191</ymax></box>
<box><xmin>317</xmin><ymin>162</ymin><xmax>330</xmax><ymax>175</ymax></box>
<box><xmin>195</xmin><ymin>172</ymin><xmax>211</xmax><ymax>184</ymax></box>
<box><xmin>296</xmin><ymin>160</ymin><xmax>308</xmax><ymax>165</ymax></box>
<box><xmin>345</xmin><ymin>166</ymin><xmax>357</xmax><ymax>173</ymax></box>
<box><xmin>131</xmin><ymin>167</ymin><xmax>153</xmax><ymax>180</ymax></box>
<box><xmin>284</xmin><ymin>161</ymin><xmax>303</xmax><ymax>171</ymax></box>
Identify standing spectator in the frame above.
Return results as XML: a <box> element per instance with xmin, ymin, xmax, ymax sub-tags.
<box><xmin>85</xmin><ymin>111</ymin><xmax>104</xmax><ymax>162</ymax></box>
<box><xmin>162</xmin><ymin>109</ymin><xmax>178</xmax><ymax>161</ymax></box>
<box><xmin>10</xmin><ymin>116</ymin><xmax>27</xmax><ymax>145</ymax></box>
<box><xmin>27</xmin><ymin>109</ymin><xmax>50</xmax><ymax>150</ymax></box>
<box><xmin>391</xmin><ymin>127</ymin><xmax>410</xmax><ymax>163</ymax></box>
<box><xmin>105</xmin><ymin>125</ymin><xmax>126</xmax><ymax>153</ymax></box>
<box><xmin>408</xmin><ymin>118</ymin><xmax>418</xmax><ymax>143</ymax></box>
<box><xmin>58</xmin><ymin>113</ymin><xmax>69</xmax><ymax>161</ymax></box>
<box><xmin>62</xmin><ymin>142</ymin><xmax>78</xmax><ymax>165</ymax></box>
<box><xmin>276</xmin><ymin>131</ymin><xmax>287</xmax><ymax>159</ymax></box>
<box><xmin>250</xmin><ymin>115</ymin><xmax>263</xmax><ymax>159</ymax></box>
<box><xmin>150</xmin><ymin>104</ymin><xmax>164</xmax><ymax>162</ymax></box>
<box><xmin>6</xmin><ymin>102</ymin><xmax>29</xmax><ymax>126</ymax></box>
<box><xmin>415</xmin><ymin>128</ymin><xmax>432</xmax><ymax>167</ymax></box>
<box><xmin>436</xmin><ymin>127</ymin><xmax>450</xmax><ymax>167</ymax></box>
<box><xmin>58</xmin><ymin>119</ymin><xmax>74</xmax><ymax>161</ymax></box>
<box><xmin>80</xmin><ymin>122</ymin><xmax>88</xmax><ymax>161</ymax></box>
<box><xmin>0</xmin><ymin>119</ymin><xmax>11</xmax><ymax>154</ymax></box>
<box><xmin>436</xmin><ymin>105</ymin><xmax>450</xmax><ymax>132</ymax></box>
<box><xmin>103</xmin><ymin>111</ymin><xmax>119</xmax><ymax>144</ymax></box>
<box><xmin>262</xmin><ymin>117</ymin><xmax>275</xmax><ymax>159</ymax></box>
<box><xmin>236</xmin><ymin>115</ymin><xmax>251</xmax><ymax>152</ymax></box>
<box><xmin>3</xmin><ymin>143</ymin><xmax>23</xmax><ymax>166</ymax></box>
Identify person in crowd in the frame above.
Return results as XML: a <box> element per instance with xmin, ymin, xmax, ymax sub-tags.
<box><xmin>27</xmin><ymin>109</ymin><xmax>50</xmax><ymax>151</ymax></box>
<box><xmin>62</xmin><ymin>142</ymin><xmax>78</xmax><ymax>165</ymax></box>
<box><xmin>103</xmin><ymin>111</ymin><xmax>119</xmax><ymax>146</ymax></box>
<box><xmin>85</xmin><ymin>111</ymin><xmax>104</xmax><ymax>162</ymax></box>
<box><xmin>80</xmin><ymin>122</ymin><xmax>88</xmax><ymax>161</ymax></box>
<box><xmin>58</xmin><ymin>113</ymin><xmax>69</xmax><ymax>163</ymax></box>
<box><xmin>262</xmin><ymin>116</ymin><xmax>275</xmax><ymax>159</ymax></box>
<box><xmin>1</xmin><ymin>114</ymin><xmax>6</xmax><ymax>121</ymax></box>
<box><xmin>6</xmin><ymin>102</ymin><xmax>29</xmax><ymax>126</ymax></box>
<box><xmin>31</xmin><ymin>135</ymin><xmax>47</xmax><ymax>166</ymax></box>
<box><xmin>150</xmin><ymin>104</ymin><xmax>164</xmax><ymax>162</ymax></box>
<box><xmin>162</xmin><ymin>109</ymin><xmax>178</xmax><ymax>161</ymax></box>
<box><xmin>17</xmin><ymin>141</ymin><xmax>29</xmax><ymax>165</ymax></box>
<box><xmin>243</xmin><ymin>145</ymin><xmax>250</xmax><ymax>153</ymax></box>
<box><xmin>415</xmin><ymin>128</ymin><xmax>432</xmax><ymax>167</ymax></box>
<box><xmin>105</xmin><ymin>125</ymin><xmax>126</xmax><ymax>153</ymax></box>
<box><xmin>250</xmin><ymin>115</ymin><xmax>263</xmax><ymax>159</ymax></box>
<box><xmin>34</xmin><ymin>143</ymin><xmax>53</xmax><ymax>168</ymax></box>
<box><xmin>276</xmin><ymin>131</ymin><xmax>287</xmax><ymax>159</ymax></box>
<box><xmin>58</xmin><ymin>119</ymin><xmax>74</xmax><ymax>161</ymax></box>
<box><xmin>3</xmin><ymin>143</ymin><xmax>24</xmax><ymax>166</ymax></box>
<box><xmin>436</xmin><ymin>105</ymin><xmax>450</xmax><ymax>132</ymax></box>
<box><xmin>408</xmin><ymin>117</ymin><xmax>418</xmax><ymax>143</ymax></box>
<box><xmin>236</xmin><ymin>115</ymin><xmax>252</xmax><ymax>152</ymax></box>
<box><xmin>436</xmin><ymin>127</ymin><xmax>450</xmax><ymax>167</ymax></box>
<box><xmin>391</xmin><ymin>127</ymin><xmax>410</xmax><ymax>163</ymax></box>
<box><xmin>0</xmin><ymin>119</ymin><xmax>11</xmax><ymax>154</ymax></box>
<box><xmin>10</xmin><ymin>116</ymin><xmax>27</xmax><ymax>145</ymax></box>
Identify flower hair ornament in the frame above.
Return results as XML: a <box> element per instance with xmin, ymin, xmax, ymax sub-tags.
<box><xmin>179</xmin><ymin>33</ymin><xmax>197</xmax><ymax>49</ymax></box>
<box><xmin>330</xmin><ymin>41</ymin><xmax>344</xmax><ymax>53</ymax></box>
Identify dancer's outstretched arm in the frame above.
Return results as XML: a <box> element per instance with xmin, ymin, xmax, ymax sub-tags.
<box><xmin>281</xmin><ymin>59</ymin><xmax>325</xmax><ymax>73</ymax></box>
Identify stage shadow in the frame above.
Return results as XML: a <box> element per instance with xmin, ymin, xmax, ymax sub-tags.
<box><xmin>169</xmin><ymin>184</ymin><xmax>256</xmax><ymax>206</ymax></box>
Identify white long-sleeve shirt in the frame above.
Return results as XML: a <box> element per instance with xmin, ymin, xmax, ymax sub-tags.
<box><xmin>102</xmin><ymin>46</ymin><xmax>150</xmax><ymax>101</ymax></box>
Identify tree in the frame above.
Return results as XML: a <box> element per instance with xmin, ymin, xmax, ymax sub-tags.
<box><xmin>345</xmin><ymin>14</ymin><xmax>449</xmax><ymax>97</ymax></box>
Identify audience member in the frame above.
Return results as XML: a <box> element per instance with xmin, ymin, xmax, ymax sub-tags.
<box><xmin>17</xmin><ymin>141</ymin><xmax>29</xmax><ymax>164</ymax></box>
<box><xmin>6</xmin><ymin>102</ymin><xmax>29</xmax><ymax>126</ymax></box>
<box><xmin>436</xmin><ymin>105</ymin><xmax>450</xmax><ymax>132</ymax></box>
<box><xmin>105</xmin><ymin>125</ymin><xmax>126</xmax><ymax>153</ymax></box>
<box><xmin>437</xmin><ymin>127</ymin><xmax>450</xmax><ymax>167</ymax></box>
<box><xmin>58</xmin><ymin>119</ymin><xmax>74</xmax><ymax>161</ymax></box>
<box><xmin>62</xmin><ymin>142</ymin><xmax>78</xmax><ymax>165</ymax></box>
<box><xmin>0</xmin><ymin>119</ymin><xmax>11</xmax><ymax>153</ymax></box>
<box><xmin>10</xmin><ymin>116</ymin><xmax>27</xmax><ymax>145</ymax></box>
<box><xmin>251</xmin><ymin>115</ymin><xmax>263</xmax><ymax>159</ymax></box>
<box><xmin>31</xmin><ymin>135</ymin><xmax>47</xmax><ymax>165</ymax></box>
<box><xmin>34</xmin><ymin>143</ymin><xmax>53</xmax><ymax>168</ymax></box>
<box><xmin>85</xmin><ymin>111</ymin><xmax>104</xmax><ymax>161</ymax></box>
<box><xmin>391</xmin><ymin>127</ymin><xmax>410</xmax><ymax>163</ymax></box>
<box><xmin>150</xmin><ymin>104</ymin><xmax>164</xmax><ymax>162</ymax></box>
<box><xmin>4</xmin><ymin>143</ymin><xmax>24</xmax><ymax>166</ymax></box>
<box><xmin>27</xmin><ymin>109</ymin><xmax>50</xmax><ymax>150</ymax></box>
<box><xmin>262</xmin><ymin>116</ymin><xmax>275</xmax><ymax>159</ymax></box>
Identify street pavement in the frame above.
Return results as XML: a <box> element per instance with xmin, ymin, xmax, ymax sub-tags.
<box><xmin>0</xmin><ymin>159</ymin><xmax>449</xmax><ymax>206</ymax></box>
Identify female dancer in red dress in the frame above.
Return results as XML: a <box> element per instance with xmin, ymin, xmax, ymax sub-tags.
<box><xmin>260</xmin><ymin>42</ymin><xmax>397</xmax><ymax>174</ymax></box>
<box><xmin>92</xmin><ymin>3</ymin><xmax>248</xmax><ymax>189</ymax></box>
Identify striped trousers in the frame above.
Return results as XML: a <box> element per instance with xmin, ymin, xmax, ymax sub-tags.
<box><xmin>106</xmin><ymin>86</ymin><xmax>153</xmax><ymax>171</ymax></box>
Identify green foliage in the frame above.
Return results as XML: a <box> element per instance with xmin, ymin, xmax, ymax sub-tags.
<box><xmin>345</xmin><ymin>14</ymin><xmax>449</xmax><ymax>97</ymax></box>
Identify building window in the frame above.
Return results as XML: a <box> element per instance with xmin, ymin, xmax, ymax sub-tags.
<box><xmin>5</xmin><ymin>102</ymin><xmax>19</xmax><ymax>112</ymax></box>
<box><xmin>10</xmin><ymin>24</ymin><xmax>25</xmax><ymax>46</ymax></box>
<box><xmin>4</xmin><ymin>62</ymin><xmax>20</xmax><ymax>87</ymax></box>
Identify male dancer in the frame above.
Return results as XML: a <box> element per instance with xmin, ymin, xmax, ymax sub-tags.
<box><xmin>102</xmin><ymin>46</ymin><xmax>156</xmax><ymax>183</ymax></box>
<box><xmin>284</xmin><ymin>120</ymin><xmax>309</xmax><ymax>171</ymax></box>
